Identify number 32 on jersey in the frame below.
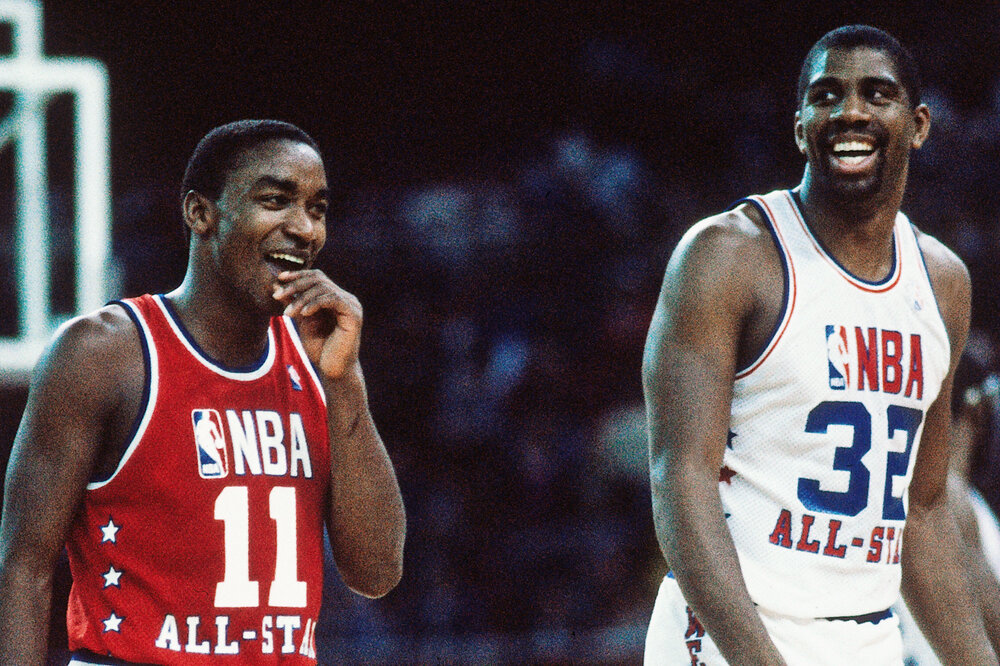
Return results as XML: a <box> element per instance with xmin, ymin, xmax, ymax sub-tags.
<box><xmin>798</xmin><ymin>400</ymin><xmax>923</xmax><ymax>519</ymax></box>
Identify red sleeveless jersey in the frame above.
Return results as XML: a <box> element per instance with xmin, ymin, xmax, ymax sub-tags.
<box><xmin>66</xmin><ymin>294</ymin><xmax>331</xmax><ymax>664</ymax></box>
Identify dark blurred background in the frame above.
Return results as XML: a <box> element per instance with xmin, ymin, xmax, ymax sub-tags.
<box><xmin>2</xmin><ymin>1</ymin><xmax>1000</xmax><ymax>663</ymax></box>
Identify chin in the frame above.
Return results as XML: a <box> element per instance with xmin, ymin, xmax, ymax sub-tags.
<box><xmin>817</xmin><ymin>169</ymin><xmax>884</xmax><ymax>207</ymax></box>
<box><xmin>262</xmin><ymin>294</ymin><xmax>286</xmax><ymax>318</ymax></box>
<box><xmin>240</xmin><ymin>285</ymin><xmax>284</xmax><ymax>319</ymax></box>
<box><xmin>832</xmin><ymin>180</ymin><xmax>881</xmax><ymax>202</ymax></box>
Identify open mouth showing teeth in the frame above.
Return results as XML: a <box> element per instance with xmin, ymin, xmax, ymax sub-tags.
<box><xmin>831</xmin><ymin>140</ymin><xmax>876</xmax><ymax>165</ymax></box>
<box><xmin>266</xmin><ymin>252</ymin><xmax>307</xmax><ymax>271</ymax></box>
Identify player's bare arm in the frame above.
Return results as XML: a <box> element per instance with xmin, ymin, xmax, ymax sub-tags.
<box><xmin>0</xmin><ymin>306</ymin><xmax>142</xmax><ymax>666</ymax></box>
<box><xmin>274</xmin><ymin>269</ymin><xmax>405</xmax><ymax>598</ymax></box>
<box><xmin>902</xmin><ymin>232</ymin><xmax>999</xmax><ymax>664</ymax></box>
<box><xmin>948</xmin><ymin>474</ymin><xmax>1000</xmax><ymax>656</ymax></box>
<box><xmin>644</xmin><ymin>204</ymin><xmax>787</xmax><ymax>665</ymax></box>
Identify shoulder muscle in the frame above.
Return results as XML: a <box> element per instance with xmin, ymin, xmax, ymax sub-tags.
<box><xmin>915</xmin><ymin>228</ymin><xmax>971</xmax><ymax>368</ymax></box>
<box><xmin>647</xmin><ymin>204</ymin><xmax>779</xmax><ymax>358</ymax></box>
<box><xmin>20</xmin><ymin>304</ymin><xmax>143</xmax><ymax>461</ymax></box>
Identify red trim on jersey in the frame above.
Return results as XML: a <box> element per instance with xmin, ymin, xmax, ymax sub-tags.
<box><xmin>735</xmin><ymin>195</ymin><xmax>798</xmax><ymax>379</ymax></box>
<box><xmin>784</xmin><ymin>191</ymin><xmax>902</xmax><ymax>293</ymax></box>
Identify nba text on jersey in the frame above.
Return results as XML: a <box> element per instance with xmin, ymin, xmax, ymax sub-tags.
<box><xmin>825</xmin><ymin>326</ymin><xmax>924</xmax><ymax>398</ymax></box>
<box><xmin>193</xmin><ymin>408</ymin><xmax>314</xmax><ymax>480</ymax></box>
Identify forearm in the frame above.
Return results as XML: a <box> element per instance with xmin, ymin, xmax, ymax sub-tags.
<box><xmin>653</xmin><ymin>465</ymin><xmax>786</xmax><ymax>665</ymax></box>
<box><xmin>323</xmin><ymin>367</ymin><xmax>405</xmax><ymax>598</ymax></box>
<box><xmin>0</xmin><ymin>564</ymin><xmax>54</xmax><ymax>666</ymax></box>
<box><xmin>952</xmin><ymin>490</ymin><xmax>1000</xmax><ymax>657</ymax></box>
<box><xmin>971</xmin><ymin>555</ymin><xmax>1000</xmax><ymax>658</ymax></box>
<box><xmin>903</xmin><ymin>500</ymin><xmax>999</xmax><ymax>664</ymax></box>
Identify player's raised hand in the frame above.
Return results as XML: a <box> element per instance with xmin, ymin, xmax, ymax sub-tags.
<box><xmin>273</xmin><ymin>270</ymin><xmax>362</xmax><ymax>380</ymax></box>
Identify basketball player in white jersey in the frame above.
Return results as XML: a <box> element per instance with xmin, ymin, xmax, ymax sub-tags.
<box><xmin>643</xmin><ymin>25</ymin><xmax>998</xmax><ymax>664</ymax></box>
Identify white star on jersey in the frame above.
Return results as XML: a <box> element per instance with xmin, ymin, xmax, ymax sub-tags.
<box><xmin>102</xmin><ymin>565</ymin><xmax>123</xmax><ymax>588</ymax></box>
<box><xmin>102</xmin><ymin>613</ymin><xmax>123</xmax><ymax>633</ymax></box>
<box><xmin>100</xmin><ymin>518</ymin><xmax>120</xmax><ymax>543</ymax></box>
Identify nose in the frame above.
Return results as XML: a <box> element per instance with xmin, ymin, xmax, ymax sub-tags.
<box><xmin>284</xmin><ymin>204</ymin><xmax>323</xmax><ymax>245</ymax></box>
<box><xmin>832</xmin><ymin>90</ymin><xmax>870</xmax><ymax>125</ymax></box>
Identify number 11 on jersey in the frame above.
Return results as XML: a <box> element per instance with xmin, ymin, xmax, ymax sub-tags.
<box><xmin>214</xmin><ymin>486</ymin><xmax>307</xmax><ymax>608</ymax></box>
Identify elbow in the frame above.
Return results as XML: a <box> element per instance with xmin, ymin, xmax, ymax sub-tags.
<box><xmin>336</xmin><ymin>524</ymin><xmax>406</xmax><ymax>599</ymax></box>
<box><xmin>343</xmin><ymin>555</ymin><xmax>404</xmax><ymax>599</ymax></box>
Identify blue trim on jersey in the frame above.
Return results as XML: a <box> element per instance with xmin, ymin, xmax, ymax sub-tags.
<box><xmin>88</xmin><ymin>301</ymin><xmax>152</xmax><ymax>485</ymax></box>
<box><xmin>823</xmin><ymin>607</ymin><xmax>893</xmax><ymax>625</ymax></box>
<box><xmin>911</xmin><ymin>222</ymin><xmax>949</xmax><ymax>332</ymax></box>
<box><xmin>788</xmin><ymin>190</ymin><xmax>897</xmax><ymax>287</ymax></box>
<box><xmin>729</xmin><ymin>197</ymin><xmax>791</xmax><ymax>376</ymax></box>
<box><xmin>70</xmin><ymin>649</ymin><xmax>157</xmax><ymax>665</ymax></box>
<box><xmin>157</xmin><ymin>295</ymin><xmax>270</xmax><ymax>373</ymax></box>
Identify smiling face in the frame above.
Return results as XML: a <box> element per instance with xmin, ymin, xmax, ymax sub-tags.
<box><xmin>201</xmin><ymin>138</ymin><xmax>329</xmax><ymax>315</ymax></box>
<box><xmin>795</xmin><ymin>46</ymin><xmax>930</xmax><ymax>207</ymax></box>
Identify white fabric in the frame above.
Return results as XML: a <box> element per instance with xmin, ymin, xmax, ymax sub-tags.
<box><xmin>645</xmin><ymin>575</ymin><xmax>904</xmax><ymax>665</ymax></box>
<box><xmin>722</xmin><ymin>190</ymin><xmax>950</xmax><ymax>618</ymax></box>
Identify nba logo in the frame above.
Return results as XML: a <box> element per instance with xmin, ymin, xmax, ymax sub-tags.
<box><xmin>825</xmin><ymin>325</ymin><xmax>851</xmax><ymax>391</ymax></box>
<box><xmin>192</xmin><ymin>409</ymin><xmax>228</xmax><ymax>479</ymax></box>
<box><xmin>287</xmin><ymin>364</ymin><xmax>302</xmax><ymax>391</ymax></box>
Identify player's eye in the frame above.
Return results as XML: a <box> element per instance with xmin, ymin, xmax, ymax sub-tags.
<box><xmin>869</xmin><ymin>88</ymin><xmax>891</xmax><ymax>105</ymax></box>
<box><xmin>261</xmin><ymin>194</ymin><xmax>290</xmax><ymax>207</ymax></box>
<box><xmin>809</xmin><ymin>89</ymin><xmax>838</xmax><ymax>105</ymax></box>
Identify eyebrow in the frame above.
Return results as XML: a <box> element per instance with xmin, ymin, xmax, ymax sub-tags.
<box><xmin>808</xmin><ymin>74</ymin><xmax>901</xmax><ymax>91</ymax></box>
<box><xmin>251</xmin><ymin>175</ymin><xmax>330</xmax><ymax>200</ymax></box>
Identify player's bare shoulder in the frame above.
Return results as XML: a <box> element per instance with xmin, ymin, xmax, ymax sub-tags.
<box><xmin>671</xmin><ymin>201</ymin><xmax>778</xmax><ymax>272</ymax></box>
<box><xmin>913</xmin><ymin>227</ymin><xmax>971</xmax><ymax>302</ymax></box>
<box><xmin>679</xmin><ymin>201</ymin><xmax>775</xmax><ymax>258</ymax></box>
<box><xmin>663</xmin><ymin>201</ymin><xmax>783</xmax><ymax>311</ymax></box>
<box><xmin>912</xmin><ymin>226</ymin><xmax>971</xmax><ymax>350</ymax></box>
<box><xmin>31</xmin><ymin>302</ymin><xmax>143</xmax><ymax>403</ymax></box>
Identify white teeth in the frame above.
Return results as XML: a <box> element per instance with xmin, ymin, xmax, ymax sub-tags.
<box><xmin>268</xmin><ymin>252</ymin><xmax>305</xmax><ymax>265</ymax></box>
<box><xmin>832</xmin><ymin>140</ymin><xmax>874</xmax><ymax>153</ymax></box>
<box><xmin>838</xmin><ymin>155</ymin><xmax>867</xmax><ymax>165</ymax></box>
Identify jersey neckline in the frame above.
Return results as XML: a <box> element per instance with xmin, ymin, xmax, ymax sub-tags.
<box><xmin>787</xmin><ymin>190</ymin><xmax>902</xmax><ymax>292</ymax></box>
<box><xmin>154</xmin><ymin>294</ymin><xmax>276</xmax><ymax>380</ymax></box>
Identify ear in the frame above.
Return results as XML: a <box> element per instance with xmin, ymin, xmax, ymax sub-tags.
<box><xmin>182</xmin><ymin>190</ymin><xmax>218</xmax><ymax>236</ymax></box>
<box><xmin>910</xmin><ymin>103</ymin><xmax>931</xmax><ymax>149</ymax></box>
<box><xmin>794</xmin><ymin>110</ymin><xmax>807</xmax><ymax>155</ymax></box>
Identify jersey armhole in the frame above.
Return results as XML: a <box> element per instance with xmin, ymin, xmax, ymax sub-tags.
<box><xmin>87</xmin><ymin>300</ymin><xmax>157</xmax><ymax>489</ymax></box>
<box><xmin>280</xmin><ymin>316</ymin><xmax>327</xmax><ymax>407</ymax></box>
<box><xmin>732</xmin><ymin>195</ymin><xmax>794</xmax><ymax>378</ymax></box>
<box><xmin>910</xmin><ymin>222</ymin><xmax>950</xmax><ymax>346</ymax></box>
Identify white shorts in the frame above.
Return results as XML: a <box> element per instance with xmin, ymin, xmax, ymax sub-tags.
<box><xmin>644</xmin><ymin>575</ymin><xmax>903</xmax><ymax>665</ymax></box>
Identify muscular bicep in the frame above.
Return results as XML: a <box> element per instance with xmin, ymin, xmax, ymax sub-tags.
<box><xmin>1</xmin><ymin>311</ymin><xmax>138</xmax><ymax>572</ymax></box>
<box><xmin>644</xmin><ymin>217</ymin><xmax>761</xmax><ymax>470</ymax></box>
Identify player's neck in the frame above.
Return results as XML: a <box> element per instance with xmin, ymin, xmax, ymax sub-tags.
<box><xmin>794</xmin><ymin>174</ymin><xmax>903</xmax><ymax>282</ymax></box>
<box><xmin>164</xmin><ymin>272</ymin><xmax>272</xmax><ymax>368</ymax></box>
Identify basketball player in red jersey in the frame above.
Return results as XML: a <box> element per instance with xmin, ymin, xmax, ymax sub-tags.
<box><xmin>643</xmin><ymin>26</ymin><xmax>997</xmax><ymax>664</ymax></box>
<box><xmin>0</xmin><ymin>120</ymin><xmax>405</xmax><ymax>664</ymax></box>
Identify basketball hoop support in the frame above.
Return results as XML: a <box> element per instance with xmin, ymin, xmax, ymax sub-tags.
<box><xmin>0</xmin><ymin>0</ymin><xmax>111</xmax><ymax>385</ymax></box>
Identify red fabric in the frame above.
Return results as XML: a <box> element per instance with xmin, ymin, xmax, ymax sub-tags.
<box><xmin>67</xmin><ymin>294</ymin><xmax>330</xmax><ymax>664</ymax></box>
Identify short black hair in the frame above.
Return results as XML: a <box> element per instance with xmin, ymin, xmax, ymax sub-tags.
<box><xmin>181</xmin><ymin>119</ymin><xmax>321</xmax><ymax>204</ymax></box>
<box><xmin>797</xmin><ymin>25</ymin><xmax>921</xmax><ymax>109</ymax></box>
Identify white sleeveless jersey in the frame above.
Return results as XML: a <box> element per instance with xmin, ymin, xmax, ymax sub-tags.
<box><xmin>721</xmin><ymin>190</ymin><xmax>950</xmax><ymax>619</ymax></box>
